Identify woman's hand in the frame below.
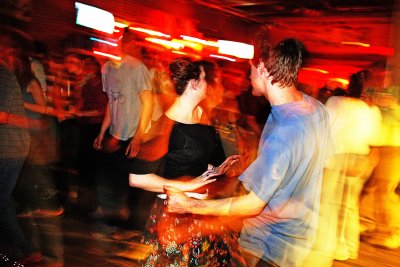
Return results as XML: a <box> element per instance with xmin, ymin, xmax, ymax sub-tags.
<box><xmin>207</xmin><ymin>155</ymin><xmax>240</xmax><ymax>176</ymax></box>
<box><xmin>177</xmin><ymin>173</ymin><xmax>217</xmax><ymax>192</ymax></box>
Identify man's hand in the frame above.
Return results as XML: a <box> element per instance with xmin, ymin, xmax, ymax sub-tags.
<box><xmin>125</xmin><ymin>135</ymin><xmax>141</xmax><ymax>158</ymax></box>
<box><xmin>93</xmin><ymin>134</ymin><xmax>103</xmax><ymax>150</ymax></box>
<box><xmin>164</xmin><ymin>185</ymin><xmax>192</xmax><ymax>214</ymax></box>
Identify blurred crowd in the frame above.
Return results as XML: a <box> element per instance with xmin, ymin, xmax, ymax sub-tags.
<box><xmin>0</xmin><ymin>26</ymin><xmax>399</xmax><ymax>267</ymax></box>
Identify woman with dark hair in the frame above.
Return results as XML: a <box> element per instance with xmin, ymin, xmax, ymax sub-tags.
<box><xmin>128</xmin><ymin>58</ymin><xmax>243</xmax><ymax>266</ymax></box>
<box><xmin>195</xmin><ymin>60</ymin><xmax>224</xmax><ymax>119</ymax></box>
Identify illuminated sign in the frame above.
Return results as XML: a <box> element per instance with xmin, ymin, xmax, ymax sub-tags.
<box><xmin>75</xmin><ymin>2</ymin><xmax>115</xmax><ymax>34</ymax></box>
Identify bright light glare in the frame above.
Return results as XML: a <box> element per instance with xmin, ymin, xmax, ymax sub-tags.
<box><xmin>75</xmin><ymin>2</ymin><xmax>115</xmax><ymax>34</ymax></box>
<box><xmin>217</xmin><ymin>40</ymin><xmax>254</xmax><ymax>59</ymax></box>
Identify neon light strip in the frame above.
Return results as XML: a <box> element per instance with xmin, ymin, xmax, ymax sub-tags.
<box><xmin>341</xmin><ymin>42</ymin><xmax>370</xmax><ymax>47</ymax></box>
<box><xmin>209</xmin><ymin>54</ymin><xmax>236</xmax><ymax>62</ymax></box>
<box><xmin>172</xmin><ymin>39</ymin><xmax>203</xmax><ymax>51</ymax></box>
<box><xmin>114</xmin><ymin>21</ymin><xmax>128</xmax><ymax>28</ymax></box>
<box><xmin>329</xmin><ymin>78</ymin><xmax>349</xmax><ymax>86</ymax></box>
<box><xmin>90</xmin><ymin>37</ymin><xmax>118</xmax><ymax>47</ymax></box>
<box><xmin>302</xmin><ymin>68</ymin><xmax>329</xmax><ymax>74</ymax></box>
<box><xmin>172</xmin><ymin>51</ymin><xmax>187</xmax><ymax>55</ymax></box>
<box><xmin>181</xmin><ymin>35</ymin><xmax>219</xmax><ymax>47</ymax></box>
<box><xmin>145</xmin><ymin>37</ymin><xmax>184</xmax><ymax>50</ymax></box>
<box><xmin>130</xmin><ymin>27</ymin><xmax>170</xmax><ymax>38</ymax></box>
<box><xmin>93</xmin><ymin>50</ymin><xmax>121</xmax><ymax>61</ymax></box>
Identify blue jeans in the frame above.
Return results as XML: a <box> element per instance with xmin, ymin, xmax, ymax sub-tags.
<box><xmin>0</xmin><ymin>157</ymin><xmax>34</xmax><ymax>257</ymax></box>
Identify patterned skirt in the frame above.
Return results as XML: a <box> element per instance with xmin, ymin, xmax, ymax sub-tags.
<box><xmin>138</xmin><ymin>198</ymin><xmax>245</xmax><ymax>267</ymax></box>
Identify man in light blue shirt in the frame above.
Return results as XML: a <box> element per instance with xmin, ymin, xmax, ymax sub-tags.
<box><xmin>166</xmin><ymin>38</ymin><xmax>332</xmax><ymax>266</ymax></box>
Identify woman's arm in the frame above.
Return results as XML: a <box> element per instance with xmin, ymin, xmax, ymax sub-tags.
<box><xmin>129</xmin><ymin>172</ymin><xmax>216</xmax><ymax>193</ymax></box>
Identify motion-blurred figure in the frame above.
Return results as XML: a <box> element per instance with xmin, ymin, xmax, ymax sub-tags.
<box><xmin>360</xmin><ymin>65</ymin><xmax>400</xmax><ymax>250</ymax></box>
<box><xmin>128</xmin><ymin>58</ymin><xmax>243</xmax><ymax>266</ymax></box>
<box><xmin>12</xmin><ymin>45</ymin><xmax>64</xmax><ymax>267</ymax></box>
<box><xmin>64</xmin><ymin>53</ymin><xmax>108</xmax><ymax>214</ymax></box>
<box><xmin>0</xmin><ymin>33</ymin><xmax>40</xmax><ymax>266</ymax></box>
<box><xmin>93</xmin><ymin>28</ymin><xmax>153</xmax><ymax>229</ymax></box>
<box><xmin>304</xmin><ymin>70</ymin><xmax>381</xmax><ymax>266</ymax></box>
<box><xmin>166</xmin><ymin>38</ymin><xmax>332</xmax><ymax>267</ymax></box>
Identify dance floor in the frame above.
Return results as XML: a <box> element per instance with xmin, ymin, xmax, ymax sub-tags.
<box><xmin>1</xmin><ymin>209</ymin><xmax>398</xmax><ymax>267</ymax></box>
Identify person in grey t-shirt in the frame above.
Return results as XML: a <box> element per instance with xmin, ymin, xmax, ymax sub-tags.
<box><xmin>92</xmin><ymin>28</ymin><xmax>153</xmax><ymax>227</ymax></box>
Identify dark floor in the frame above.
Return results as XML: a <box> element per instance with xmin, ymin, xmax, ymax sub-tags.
<box><xmin>1</xmin><ymin>167</ymin><xmax>400</xmax><ymax>267</ymax></box>
<box><xmin>1</xmin><ymin>207</ymin><xmax>399</xmax><ymax>267</ymax></box>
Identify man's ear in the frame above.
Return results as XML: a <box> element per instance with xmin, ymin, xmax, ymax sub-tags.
<box><xmin>258</xmin><ymin>61</ymin><xmax>266</xmax><ymax>76</ymax></box>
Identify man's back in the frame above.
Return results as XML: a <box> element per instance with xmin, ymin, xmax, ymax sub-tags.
<box><xmin>239</xmin><ymin>94</ymin><xmax>332</xmax><ymax>266</ymax></box>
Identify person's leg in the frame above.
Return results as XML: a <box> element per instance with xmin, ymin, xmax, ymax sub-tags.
<box><xmin>15</xmin><ymin>162</ymin><xmax>40</xmax><ymax>213</ymax></box>
<box><xmin>0</xmin><ymin>157</ymin><xmax>36</xmax><ymax>257</ymax></box>
<box><xmin>77</xmin><ymin>123</ymin><xmax>101</xmax><ymax>213</ymax></box>
<box><xmin>367</xmin><ymin>147</ymin><xmax>400</xmax><ymax>249</ymax></box>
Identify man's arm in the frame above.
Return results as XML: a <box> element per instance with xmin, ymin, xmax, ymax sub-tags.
<box><xmin>166</xmin><ymin>186</ymin><xmax>267</xmax><ymax>217</ymax></box>
<box><xmin>125</xmin><ymin>90</ymin><xmax>153</xmax><ymax>158</ymax></box>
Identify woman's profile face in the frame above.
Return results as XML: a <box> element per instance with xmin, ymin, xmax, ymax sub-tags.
<box><xmin>198</xmin><ymin>66</ymin><xmax>208</xmax><ymax>99</ymax></box>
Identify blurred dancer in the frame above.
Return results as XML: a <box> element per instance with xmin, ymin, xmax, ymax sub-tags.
<box><xmin>303</xmin><ymin>70</ymin><xmax>381</xmax><ymax>266</ymax></box>
<box><xmin>64</xmin><ymin>53</ymin><xmax>107</xmax><ymax>213</ymax></box>
<box><xmin>13</xmin><ymin>48</ymin><xmax>64</xmax><ymax>267</ymax></box>
<box><xmin>0</xmin><ymin>33</ymin><xmax>40</xmax><ymax>265</ymax></box>
<box><xmin>361</xmin><ymin>66</ymin><xmax>400</xmax><ymax>249</ymax></box>
<box><xmin>128</xmin><ymin>58</ymin><xmax>244</xmax><ymax>266</ymax></box>
<box><xmin>93</xmin><ymin>28</ymin><xmax>153</xmax><ymax>228</ymax></box>
<box><xmin>165</xmin><ymin>38</ymin><xmax>333</xmax><ymax>266</ymax></box>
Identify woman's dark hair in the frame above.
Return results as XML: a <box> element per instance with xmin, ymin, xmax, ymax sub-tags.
<box><xmin>194</xmin><ymin>60</ymin><xmax>218</xmax><ymax>87</ymax></box>
<box><xmin>347</xmin><ymin>70</ymin><xmax>371</xmax><ymax>98</ymax></box>
<box><xmin>169</xmin><ymin>58</ymin><xmax>201</xmax><ymax>95</ymax></box>
<box><xmin>258</xmin><ymin>38</ymin><xmax>306</xmax><ymax>87</ymax></box>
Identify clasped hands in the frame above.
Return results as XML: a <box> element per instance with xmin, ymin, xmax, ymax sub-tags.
<box><xmin>164</xmin><ymin>155</ymin><xmax>239</xmax><ymax>213</ymax></box>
